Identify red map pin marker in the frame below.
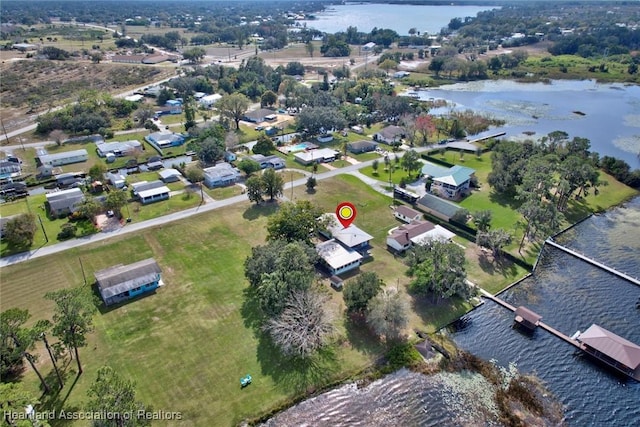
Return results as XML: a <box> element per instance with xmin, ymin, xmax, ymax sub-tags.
<box><xmin>336</xmin><ymin>202</ymin><xmax>357</xmax><ymax>228</ymax></box>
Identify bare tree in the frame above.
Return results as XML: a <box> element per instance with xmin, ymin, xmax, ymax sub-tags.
<box><xmin>264</xmin><ymin>289</ymin><xmax>335</xmax><ymax>358</ymax></box>
<box><xmin>49</xmin><ymin>129</ymin><xmax>68</xmax><ymax>146</ymax></box>
<box><xmin>366</xmin><ymin>287</ymin><xmax>409</xmax><ymax>342</ymax></box>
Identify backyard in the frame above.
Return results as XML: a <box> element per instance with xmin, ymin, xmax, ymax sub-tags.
<box><xmin>2</xmin><ymin>175</ymin><xmax>503</xmax><ymax>426</ymax></box>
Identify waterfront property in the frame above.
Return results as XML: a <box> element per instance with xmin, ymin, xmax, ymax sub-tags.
<box><xmin>294</xmin><ymin>148</ymin><xmax>339</xmax><ymax>165</ymax></box>
<box><xmin>37</xmin><ymin>149</ymin><xmax>88</xmax><ymax>167</ymax></box>
<box><xmin>95</xmin><ymin>258</ymin><xmax>162</xmax><ymax>306</ymax></box>
<box><xmin>45</xmin><ymin>188</ymin><xmax>85</xmax><ymax>216</ymax></box>
<box><xmin>315</xmin><ymin>239</ymin><xmax>363</xmax><ymax>276</ymax></box>
<box><xmin>203</xmin><ymin>162</ymin><xmax>241</xmax><ymax>188</ymax></box>
<box><xmin>386</xmin><ymin>219</ymin><xmax>455</xmax><ymax>253</ymax></box>
<box><xmin>421</xmin><ymin>162</ymin><xmax>476</xmax><ymax>201</ymax></box>
<box><xmin>577</xmin><ymin>324</ymin><xmax>640</xmax><ymax>381</ymax></box>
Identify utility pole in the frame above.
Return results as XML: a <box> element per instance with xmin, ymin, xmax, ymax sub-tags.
<box><xmin>37</xmin><ymin>215</ymin><xmax>48</xmax><ymax>242</ymax></box>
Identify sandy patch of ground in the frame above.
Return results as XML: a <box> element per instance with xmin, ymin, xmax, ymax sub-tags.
<box><xmin>95</xmin><ymin>213</ymin><xmax>121</xmax><ymax>232</ymax></box>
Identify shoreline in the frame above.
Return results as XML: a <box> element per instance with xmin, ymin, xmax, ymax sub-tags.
<box><xmin>245</xmin><ymin>193</ymin><xmax>639</xmax><ymax>425</ymax></box>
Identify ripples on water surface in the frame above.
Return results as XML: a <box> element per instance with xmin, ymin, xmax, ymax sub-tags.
<box><xmin>262</xmin><ymin>199</ymin><xmax>640</xmax><ymax>426</ymax></box>
<box><xmin>451</xmin><ymin>197</ymin><xmax>640</xmax><ymax>426</ymax></box>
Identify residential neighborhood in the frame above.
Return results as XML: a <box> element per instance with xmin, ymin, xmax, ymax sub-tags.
<box><xmin>1</xmin><ymin>1</ymin><xmax>639</xmax><ymax>426</ymax></box>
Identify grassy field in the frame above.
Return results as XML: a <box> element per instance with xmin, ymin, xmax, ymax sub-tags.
<box><xmin>0</xmin><ymin>181</ymin><xmax>385</xmax><ymax>426</ymax></box>
<box><xmin>1</xmin><ymin>175</ymin><xmax>500</xmax><ymax>426</ymax></box>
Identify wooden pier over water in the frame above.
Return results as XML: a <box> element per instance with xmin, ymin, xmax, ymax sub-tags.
<box><xmin>545</xmin><ymin>239</ymin><xmax>640</xmax><ymax>287</ymax></box>
<box><xmin>478</xmin><ymin>288</ymin><xmax>582</xmax><ymax>350</ymax></box>
<box><xmin>467</xmin><ymin>132</ymin><xmax>506</xmax><ymax>144</ymax></box>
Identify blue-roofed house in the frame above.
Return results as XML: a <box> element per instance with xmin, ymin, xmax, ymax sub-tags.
<box><xmin>145</xmin><ymin>131</ymin><xmax>185</xmax><ymax>151</ymax></box>
<box><xmin>421</xmin><ymin>162</ymin><xmax>475</xmax><ymax>200</ymax></box>
<box><xmin>164</xmin><ymin>99</ymin><xmax>182</xmax><ymax>114</ymax></box>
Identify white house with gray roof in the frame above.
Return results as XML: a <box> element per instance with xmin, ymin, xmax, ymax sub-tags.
<box><xmin>96</xmin><ymin>140</ymin><xmax>142</xmax><ymax>157</ymax></box>
<box><xmin>37</xmin><ymin>149</ymin><xmax>88</xmax><ymax>167</ymax></box>
<box><xmin>316</xmin><ymin>239</ymin><xmax>363</xmax><ymax>276</ymax></box>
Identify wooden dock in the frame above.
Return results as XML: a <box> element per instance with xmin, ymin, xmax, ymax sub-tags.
<box><xmin>467</xmin><ymin>132</ymin><xmax>506</xmax><ymax>144</ymax></box>
<box><xmin>479</xmin><ymin>288</ymin><xmax>581</xmax><ymax>349</ymax></box>
<box><xmin>545</xmin><ymin>239</ymin><xmax>640</xmax><ymax>287</ymax></box>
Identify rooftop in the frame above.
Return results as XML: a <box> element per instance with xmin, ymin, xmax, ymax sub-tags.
<box><xmin>316</xmin><ymin>239</ymin><xmax>363</xmax><ymax>270</ymax></box>
<box><xmin>95</xmin><ymin>258</ymin><xmax>162</xmax><ymax>299</ymax></box>
<box><xmin>395</xmin><ymin>205</ymin><xmax>422</xmax><ymax>219</ymax></box>
<box><xmin>38</xmin><ymin>149</ymin><xmax>88</xmax><ymax>162</ymax></box>
<box><xmin>321</xmin><ymin>213</ymin><xmax>373</xmax><ymax>248</ymax></box>
<box><xmin>421</xmin><ymin>162</ymin><xmax>475</xmax><ymax>186</ymax></box>
<box><xmin>417</xmin><ymin>193</ymin><xmax>462</xmax><ymax>219</ymax></box>
<box><xmin>579</xmin><ymin>324</ymin><xmax>640</xmax><ymax>369</ymax></box>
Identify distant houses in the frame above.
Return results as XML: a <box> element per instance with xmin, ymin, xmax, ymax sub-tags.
<box><xmin>294</xmin><ymin>148</ymin><xmax>339</xmax><ymax>166</ymax></box>
<box><xmin>373</xmin><ymin>125</ymin><xmax>405</xmax><ymax>145</ymax></box>
<box><xmin>130</xmin><ymin>180</ymin><xmax>170</xmax><ymax>204</ymax></box>
<box><xmin>45</xmin><ymin>188</ymin><xmax>85</xmax><ymax>217</ymax></box>
<box><xmin>95</xmin><ymin>258</ymin><xmax>162</xmax><ymax>306</ymax></box>
<box><xmin>243</xmin><ymin>108</ymin><xmax>277</xmax><ymax>123</ymax></box>
<box><xmin>37</xmin><ymin>149</ymin><xmax>88</xmax><ymax>167</ymax></box>
<box><xmin>145</xmin><ymin>131</ymin><xmax>185</xmax><ymax>152</ymax></box>
<box><xmin>198</xmin><ymin>94</ymin><xmax>222</xmax><ymax>108</ymax></box>
<box><xmin>96</xmin><ymin>140</ymin><xmax>142</xmax><ymax>158</ymax></box>
<box><xmin>249</xmin><ymin>154</ymin><xmax>285</xmax><ymax>170</ymax></box>
<box><xmin>203</xmin><ymin>162</ymin><xmax>241</xmax><ymax>188</ymax></box>
<box><xmin>347</xmin><ymin>140</ymin><xmax>377</xmax><ymax>154</ymax></box>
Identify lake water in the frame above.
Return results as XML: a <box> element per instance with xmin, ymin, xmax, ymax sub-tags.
<box><xmin>263</xmin><ymin>197</ymin><xmax>640</xmax><ymax>425</ymax></box>
<box><xmin>449</xmin><ymin>196</ymin><xmax>640</xmax><ymax>426</ymax></box>
<box><xmin>297</xmin><ymin>3</ymin><xmax>499</xmax><ymax>35</ymax></box>
<box><xmin>414</xmin><ymin>80</ymin><xmax>640</xmax><ymax>167</ymax></box>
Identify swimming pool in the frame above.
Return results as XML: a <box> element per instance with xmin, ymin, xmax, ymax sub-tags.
<box><xmin>280</xmin><ymin>142</ymin><xmax>317</xmax><ymax>153</ymax></box>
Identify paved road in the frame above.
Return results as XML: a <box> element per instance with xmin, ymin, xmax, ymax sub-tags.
<box><xmin>0</xmin><ymin>146</ymin><xmax>437</xmax><ymax>267</ymax></box>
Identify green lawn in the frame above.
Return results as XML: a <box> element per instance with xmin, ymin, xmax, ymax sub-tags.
<box><xmin>0</xmin><ymin>194</ymin><xmax>90</xmax><ymax>257</ymax></box>
<box><xmin>204</xmin><ymin>184</ymin><xmax>244</xmax><ymax>200</ymax></box>
<box><xmin>359</xmin><ymin>163</ymin><xmax>414</xmax><ymax>185</ymax></box>
<box><xmin>128</xmin><ymin>193</ymin><xmax>201</xmax><ymax>222</ymax></box>
<box><xmin>1</xmin><ymin>199</ymin><xmax>381</xmax><ymax>426</ymax></box>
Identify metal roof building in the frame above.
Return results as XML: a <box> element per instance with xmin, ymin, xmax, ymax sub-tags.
<box><xmin>95</xmin><ymin>258</ymin><xmax>162</xmax><ymax>306</ymax></box>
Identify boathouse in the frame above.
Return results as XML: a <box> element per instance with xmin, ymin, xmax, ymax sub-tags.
<box><xmin>514</xmin><ymin>306</ymin><xmax>542</xmax><ymax>331</ymax></box>
<box><xmin>577</xmin><ymin>324</ymin><xmax>640</xmax><ymax>380</ymax></box>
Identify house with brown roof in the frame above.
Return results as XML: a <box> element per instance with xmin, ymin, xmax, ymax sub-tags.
<box><xmin>386</xmin><ymin>219</ymin><xmax>455</xmax><ymax>252</ymax></box>
<box><xmin>394</xmin><ymin>205</ymin><xmax>422</xmax><ymax>223</ymax></box>
<box><xmin>577</xmin><ymin>324</ymin><xmax>640</xmax><ymax>380</ymax></box>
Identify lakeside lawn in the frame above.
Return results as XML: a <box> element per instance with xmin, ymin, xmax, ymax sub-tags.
<box><xmin>1</xmin><ymin>175</ymin><xmax>498</xmax><ymax>426</ymax></box>
<box><xmin>1</xmin><ymin>199</ymin><xmax>382</xmax><ymax>426</ymax></box>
